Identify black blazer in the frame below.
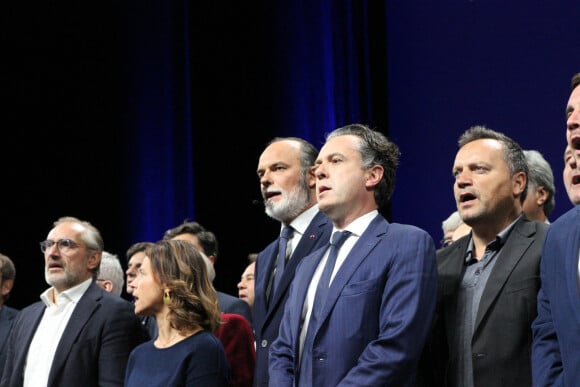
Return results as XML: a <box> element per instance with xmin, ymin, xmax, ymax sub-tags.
<box><xmin>420</xmin><ymin>216</ymin><xmax>548</xmax><ymax>387</ymax></box>
<box><xmin>1</xmin><ymin>281</ymin><xmax>149</xmax><ymax>387</ymax></box>
<box><xmin>0</xmin><ymin>305</ymin><xmax>19</xmax><ymax>381</ymax></box>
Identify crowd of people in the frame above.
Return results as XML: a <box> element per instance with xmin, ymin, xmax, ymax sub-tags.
<box><xmin>0</xmin><ymin>72</ymin><xmax>578</xmax><ymax>386</ymax></box>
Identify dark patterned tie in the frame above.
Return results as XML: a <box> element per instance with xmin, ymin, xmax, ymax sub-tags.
<box><xmin>271</xmin><ymin>226</ymin><xmax>294</xmax><ymax>299</ymax></box>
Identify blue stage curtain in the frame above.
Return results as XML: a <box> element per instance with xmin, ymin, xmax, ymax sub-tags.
<box><xmin>123</xmin><ymin>1</ymin><xmax>389</xmax><ymax>245</ymax></box>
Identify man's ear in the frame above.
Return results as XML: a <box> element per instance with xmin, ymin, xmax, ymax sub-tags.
<box><xmin>513</xmin><ymin>171</ymin><xmax>527</xmax><ymax>197</ymax></box>
<box><xmin>307</xmin><ymin>165</ymin><xmax>317</xmax><ymax>188</ymax></box>
<box><xmin>101</xmin><ymin>280</ymin><xmax>114</xmax><ymax>293</ymax></box>
<box><xmin>365</xmin><ymin>165</ymin><xmax>384</xmax><ymax>188</ymax></box>
<box><xmin>87</xmin><ymin>251</ymin><xmax>102</xmax><ymax>271</ymax></box>
<box><xmin>536</xmin><ymin>186</ymin><xmax>548</xmax><ymax>205</ymax></box>
<box><xmin>1</xmin><ymin>278</ymin><xmax>14</xmax><ymax>297</ymax></box>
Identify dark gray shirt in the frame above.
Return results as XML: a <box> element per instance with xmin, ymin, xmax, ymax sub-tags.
<box><xmin>450</xmin><ymin>215</ymin><xmax>520</xmax><ymax>387</ymax></box>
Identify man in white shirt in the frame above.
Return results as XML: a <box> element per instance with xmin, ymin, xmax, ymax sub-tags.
<box><xmin>1</xmin><ymin>216</ymin><xmax>148</xmax><ymax>387</ymax></box>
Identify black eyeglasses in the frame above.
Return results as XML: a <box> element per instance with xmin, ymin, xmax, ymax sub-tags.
<box><xmin>39</xmin><ymin>239</ymin><xmax>81</xmax><ymax>254</ymax></box>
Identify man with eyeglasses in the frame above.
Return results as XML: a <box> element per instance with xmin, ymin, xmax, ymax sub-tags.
<box><xmin>1</xmin><ymin>216</ymin><xmax>149</xmax><ymax>387</ymax></box>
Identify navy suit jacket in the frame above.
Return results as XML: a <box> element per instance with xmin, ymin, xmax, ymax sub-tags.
<box><xmin>218</xmin><ymin>290</ymin><xmax>253</xmax><ymax>324</ymax></box>
<box><xmin>269</xmin><ymin>214</ymin><xmax>437</xmax><ymax>386</ymax></box>
<box><xmin>421</xmin><ymin>216</ymin><xmax>548</xmax><ymax>387</ymax></box>
<box><xmin>253</xmin><ymin>210</ymin><xmax>332</xmax><ymax>386</ymax></box>
<box><xmin>0</xmin><ymin>305</ymin><xmax>19</xmax><ymax>381</ymax></box>
<box><xmin>1</xmin><ymin>281</ymin><xmax>149</xmax><ymax>387</ymax></box>
<box><xmin>532</xmin><ymin>206</ymin><xmax>580</xmax><ymax>386</ymax></box>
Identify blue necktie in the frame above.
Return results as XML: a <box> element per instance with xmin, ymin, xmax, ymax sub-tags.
<box><xmin>299</xmin><ymin>230</ymin><xmax>351</xmax><ymax>384</ymax></box>
<box><xmin>271</xmin><ymin>226</ymin><xmax>294</xmax><ymax>299</ymax></box>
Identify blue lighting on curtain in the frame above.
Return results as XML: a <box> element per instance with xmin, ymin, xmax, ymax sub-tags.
<box><xmin>123</xmin><ymin>1</ymin><xmax>387</xmax><ymax>244</ymax></box>
<box><xmin>267</xmin><ymin>0</ymin><xmax>384</xmax><ymax>145</ymax></box>
<box><xmin>124</xmin><ymin>1</ymin><xmax>195</xmax><ymax>243</ymax></box>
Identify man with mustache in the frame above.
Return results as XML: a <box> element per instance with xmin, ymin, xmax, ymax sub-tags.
<box><xmin>253</xmin><ymin>137</ymin><xmax>332</xmax><ymax>386</ymax></box>
<box><xmin>1</xmin><ymin>216</ymin><xmax>148</xmax><ymax>387</ymax></box>
<box><xmin>421</xmin><ymin>126</ymin><xmax>548</xmax><ymax>386</ymax></box>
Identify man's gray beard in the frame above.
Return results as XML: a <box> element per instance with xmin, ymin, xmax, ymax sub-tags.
<box><xmin>46</xmin><ymin>270</ymin><xmax>83</xmax><ymax>289</ymax></box>
<box><xmin>265</xmin><ymin>185</ymin><xmax>310</xmax><ymax>224</ymax></box>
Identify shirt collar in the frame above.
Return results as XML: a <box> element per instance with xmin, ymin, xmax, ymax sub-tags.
<box><xmin>333</xmin><ymin>210</ymin><xmax>379</xmax><ymax>236</ymax></box>
<box><xmin>40</xmin><ymin>277</ymin><xmax>93</xmax><ymax>307</ymax></box>
<box><xmin>464</xmin><ymin>213</ymin><xmax>523</xmax><ymax>265</ymax></box>
<box><xmin>285</xmin><ymin>204</ymin><xmax>320</xmax><ymax>236</ymax></box>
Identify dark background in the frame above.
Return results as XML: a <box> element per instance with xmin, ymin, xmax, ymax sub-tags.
<box><xmin>2</xmin><ymin>2</ymin><xmax>579</xmax><ymax>309</ymax></box>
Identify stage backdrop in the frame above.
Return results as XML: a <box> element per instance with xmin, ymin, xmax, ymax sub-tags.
<box><xmin>2</xmin><ymin>2</ymin><xmax>579</xmax><ymax>308</ymax></box>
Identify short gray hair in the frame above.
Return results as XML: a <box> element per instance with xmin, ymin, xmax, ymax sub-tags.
<box><xmin>524</xmin><ymin>150</ymin><xmax>556</xmax><ymax>217</ymax></box>
<box><xmin>442</xmin><ymin>211</ymin><xmax>463</xmax><ymax>234</ymax></box>
<box><xmin>98</xmin><ymin>251</ymin><xmax>125</xmax><ymax>296</ymax></box>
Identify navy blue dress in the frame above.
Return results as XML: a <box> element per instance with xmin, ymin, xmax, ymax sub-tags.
<box><xmin>125</xmin><ymin>330</ymin><xmax>230</xmax><ymax>387</ymax></box>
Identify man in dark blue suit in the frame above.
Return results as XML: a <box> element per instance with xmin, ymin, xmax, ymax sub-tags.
<box><xmin>1</xmin><ymin>216</ymin><xmax>148</xmax><ymax>387</ymax></box>
<box><xmin>0</xmin><ymin>253</ymin><xmax>19</xmax><ymax>381</ymax></box>
<box><xmin>254</xmin><ymin>137</ymin><xmax>332</xmax><ymax>386</ymax></box>
<box><xmin>269</xmin><ymin>125</ymin><xmax>437</xmax><ymax>386</ymax></box>
<box><xmin>532</xmin><ymin>72</ymin><xmax>580</xmax><ymax>386</ymax></box>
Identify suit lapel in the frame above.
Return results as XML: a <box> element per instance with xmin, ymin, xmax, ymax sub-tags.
<box><xmin>254</xmin><ymin>242</ymin><xmax>276</xmax><ymax>318</ymax></box>
<box><xmin>293</xmin><ymin>248</ymin><xmax>326</xmax><ymax>330</ymax></box>
<box><xmin>440</xmin><ymin>238</ymin><xmax>470</xmax><ymax>343</ymax></box>
<box><xmin>565</xmin><ymin>207</ymin><xmax>580</xmax><ymax>322</ymax></box>
<box><xmin>48</xmin><ymin>283</ymin><xmax>101</xmax><ymax>385</ymax></box>
<box><xmin>317</xmin><ymin>215</ymin><xmax>384</xmax><ymax>325</ymax></box>
<box><xmin>0</xmin><ymin>308</ymin><xmax>14</xmax><ymax>350</ymax></box>
<box><xmin>473</xmin><ymin>218</ymin><xmax>534</xmax><ymax>335</ymax></box>
<box><xmin>269</xmin><ymin>212</ymin><xmax>331</xmax><ymax>311</ymax></box>
<box><xmin>13</xmin><ymin>303</ymin><xmax>45</xmax><ymax>379</ymax></box>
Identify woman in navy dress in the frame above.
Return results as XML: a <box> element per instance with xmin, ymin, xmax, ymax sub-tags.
<box><xmin>125</xmin><ymin>239</ymin><xmax>230</xmax><ymax>387</ymax></box>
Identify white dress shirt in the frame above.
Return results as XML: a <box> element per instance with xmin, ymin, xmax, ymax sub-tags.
<box><xmin>299</xmin><ymin>210</ymin><xmax>378</xmax><ymax>358</ymax></box>
<box><xmin>23</xmin><ymin>278</ymin><xmax>92</xmax><ymax>387</ymax></box>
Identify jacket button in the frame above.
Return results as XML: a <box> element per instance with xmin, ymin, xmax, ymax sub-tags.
<box><xmin>261</xmin><ymin>340</ymin><xmax>268</xmax><ymax>348</ymax></box>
